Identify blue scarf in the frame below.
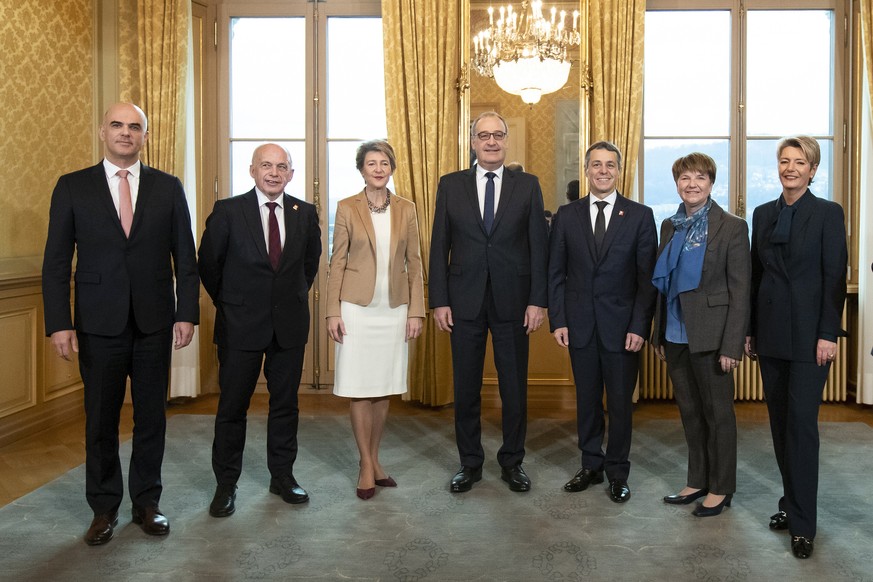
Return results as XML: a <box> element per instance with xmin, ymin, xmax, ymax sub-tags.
<box><xmin>652</xmin><ymin>198</ymin><xmax>712</xmax><ymax>343</ymax></box>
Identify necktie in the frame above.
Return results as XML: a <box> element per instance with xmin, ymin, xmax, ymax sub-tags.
<box><xmin>266</xmin><ymin>202</ymin><xmax>281</xmax><ymax>271</ymax></box>
<box><xmin>117</xmin><ymin>169</ymin><xmax>133</xmax><ymax>238</ymax></box>
<box><xmin>594</xmin><ymin>200</ymin><xmax>608</xmax><ymax>255</ymax></box>
<box><xmin>484</xmin><ymin>171</ymin><xmax>496</xmax><ymax>234</ymax></box>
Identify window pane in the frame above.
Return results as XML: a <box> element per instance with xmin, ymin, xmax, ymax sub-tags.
<box><xmin>327</xmin><ymin>18</ymin><xmax>387</xmax><ymax>139</ymax></box>
<box><xmin>644</xmin><ymin>11</ymin><xmax>731</xmax><ymax>137</ymax></box>
<box><xmin>326</xmin><ymin>141</ymin><xmax>394</xmax><ymax>256</ymax></box>
<box><xmin>644</xmin><ymin>139</ymin><xmax>730</xmax><ymax>228</ymax></box>
<box><xmin>746</xmin><ymin>11</ymin><xmax>833</xmax><ymax>136</ymax></box>
<box><xmin>231</xmin><ymin>141</ymin><xmax>307</xmax><ymax>200</ymax></box>
<box><xmin>745</xmin><ymin>138</ymin><xmax>832</xmax><ymax>220</ymax></box>
<box><xmin>230</xmin><ymin>18</ymin><xmax>306</xmax><ymax>139</ymax></box>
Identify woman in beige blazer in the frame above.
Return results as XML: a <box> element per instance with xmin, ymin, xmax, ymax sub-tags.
<box><xmin>326</xmin><ymin>140</ymin><xmax>425</xmax><ymax>500</ymax></box>
<box><xmin>651</xmin><ymin>152</ymin><xmax>750</xmax><ymax>517</ymax></box>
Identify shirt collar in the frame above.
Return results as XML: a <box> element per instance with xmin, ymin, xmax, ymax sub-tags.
<box><xmin>476</xmin><ymin>165</ymin><xmax>504</xmax><ymax>180</ymax></box>
<box><xmin>256</xmin><ymin>187</ymin><xmax>284</xmax><ymax>207</ymax></box>
<box><xmin>590</xmin><ymin>191</ymin><xmax>617</xmax><ymax>206</ymax></box>
<box><xmin>103</xmin><ymin>159</ymin><xmax>142</xmax><ymax>179</ymax></box>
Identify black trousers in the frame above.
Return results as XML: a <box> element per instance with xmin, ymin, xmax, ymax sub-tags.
<box><xmin>664</xmin><ymin>342</ymin><xmax>737</xmax><ymax>495</ymax></box>
<box><xmin>568</xmin><ymin>334</ymin><xmax>638</xmax><ymax>481</ymax></box>
<box><xmin>78</xmin><ymin>321</ymin><xmax>172</xmax><ymax>515</ymax></box>
<box><xmin>450</xmin><ymin>284</ymin><xmax>529</xmax><ymax>468</ymax></box>
<box><xmin>759</xmin><ymin>355</ymin><xmax>829</xmax><ymax>539</ymax></box>
<box><xmin>212</xmin><ymin>337</ymin><xmax>305</xmax><ymax>484</ymax></box>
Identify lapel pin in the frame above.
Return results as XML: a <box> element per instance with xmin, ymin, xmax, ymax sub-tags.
<box><xmin>618</xmin><ymin>210</ymin><xmax>625</xmax><ymax>216</ymax></box>
<box><xmin>292</xmin><ymin>204</ymin><xmax>299</xmax><ymax>211</ymax></box>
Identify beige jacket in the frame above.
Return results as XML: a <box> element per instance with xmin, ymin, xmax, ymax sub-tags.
<box><xmin>326</xmin><ymin>190</ymin><xmax>425</xmax><ymax>318</ymax></box>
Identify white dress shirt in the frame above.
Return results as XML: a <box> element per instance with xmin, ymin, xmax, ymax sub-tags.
<box><xmin>476</xmin><ymin>165</ymin><xmax>504</xmax><ymax>219</ymax></box>
<box><xmin>256</xmin><ymin>188</ymin><xmax>285</xmax><ymax>250</ymax></box>
<box><xmin>589</xmin><ymin>191</ymin><xmax>618</xmax><ymax>233</ymax></box>
<box><xmin>103</xmin><ymin>159</ymin><xmax>142</xmax><ymax>216</ymax></box>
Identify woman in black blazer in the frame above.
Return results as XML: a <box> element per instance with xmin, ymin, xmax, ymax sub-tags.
<box><xmin>746</xmin><ymin>136</ymin><xmax>847</xmax><ymax>559</ymax></box>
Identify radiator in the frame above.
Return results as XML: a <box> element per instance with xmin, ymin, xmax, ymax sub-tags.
<box><xmin>639</xmin><ymin>336</ymin><xmax>847</xmax><ymax>402</ymax></box>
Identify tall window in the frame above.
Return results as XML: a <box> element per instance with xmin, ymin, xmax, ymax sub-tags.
<box><xmin>221</xmin><ymin>1</ymin><xmax>386</xmax><ymax>387</ymax></box>
<box><xmin>643</xmin><ymin>2</ymin><xmax>844</xmax><ymax>227</ymax></box>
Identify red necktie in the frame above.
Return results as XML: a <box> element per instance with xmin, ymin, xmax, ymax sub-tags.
<box><xmin>117</xmin><ymin>169</ymin><xmax>133</xmax><ymax>237</ymax></box>
<box><xmin>266</xmin><ymin>202</ymin><xmax>281</xmax><ymax>271</ymax></box>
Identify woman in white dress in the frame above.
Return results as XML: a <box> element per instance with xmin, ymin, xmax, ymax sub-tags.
<box><xmin>326</xmin><ymin>140</ymin><xmax>425</xmax><ymax>500</ymax></box>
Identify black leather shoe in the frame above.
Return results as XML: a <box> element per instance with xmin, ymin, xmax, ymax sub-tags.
<box><xmin>450</xmin><ymin>466</ymin><xmax>482</xmax><ymax>493</ymax></box>
<box><xmin>769</xmin><ymin>510</ymin><xmax>789</xmax><ymax>530</ymax></box>
<box><xmin>84</xmin><ymin>512</ymin><xmax>118</xmax><ymax>546</ymax></box>
<box><xmin>692</xmin><ymin>494</ymin><xmax>732</xmax><ymax>517</ymax></box>
<box><xmin>500</xmin><ymin>463</ymin><xmax>531</xmax><ymax>492</ymax></box>
<box><xmin>564</xmin><ymin>468</ymin><xmax>604</xmax><ymax>492</ymax></box>
<box><xmin>608</xmin><ymin>479</ymin><xmax>631</xmax><ymax>503</ymax></box>
<box><xmin>269</xmin><ymin>475</ymin><xmax>309</xmax><ymax>504</ymax></box>
<box><xmin>209</xmin><ymin>484</ymin><xmax>237</xmax><ymax>517</ymax></box>
<box><xmin>664</xmin><ymin>488</ymin><xmax>708</xmax><ymax>505</ymax></box>
<box><xmin>131</xmin><ymin>506</ymin><xmax>170</xmax><ymax>536</ymax></box>
<box><xmin>791</xmin><ymin>535</ymin><xmax>814</xmax><ymax>559</ymax></box>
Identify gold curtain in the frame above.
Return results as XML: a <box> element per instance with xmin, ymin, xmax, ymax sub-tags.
<box><xmin>588</xmin><ymin>0</ymin><xmax>645</xmax><ymax>197</ymax></box>
<box><xmin>118</xmin><ymin>0</ymin><xmax>190</xmax><ymax>176</ymax></box>
<box><xmin>382</xmin><ymin>0</ymin><xmax>459</xmax><ymax>406</ymax></box>
<box><xmin>863</xmin><ymin>0</ymin><xmax>873</xmax><ymax>108</ymax></box>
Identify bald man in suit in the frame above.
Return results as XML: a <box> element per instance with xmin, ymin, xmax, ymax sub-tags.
<box><xmin>42</xmin><ymin>103</ymin><xmax>199</xmax><ymax>545</ymax></box>
<box><xmin>199</xmin><ymin>143</ymin><xmax>321</xmax><ymax>518</ymax></box>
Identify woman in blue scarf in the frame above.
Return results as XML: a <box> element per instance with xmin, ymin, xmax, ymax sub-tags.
<box><xmin>651</xmin><ymin>153</ymin><xmax>750</xmax><ymax>517</ymax></box>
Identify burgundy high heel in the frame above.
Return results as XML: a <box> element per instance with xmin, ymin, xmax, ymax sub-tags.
<box><xmin>374</xmin><ymin>476</ymin><xmax>397</xmax><ymax>488</ymax></box>
<box><xmin>356</xmin><ymin>487</ymin><xmax>376</xmax><ymax>500</ymax></box>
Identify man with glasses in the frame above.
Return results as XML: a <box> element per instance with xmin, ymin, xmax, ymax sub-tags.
<box><xmin>429</xmin><ymin>112</ymin><xmax>549</xmax><ymax>494</ymax></box>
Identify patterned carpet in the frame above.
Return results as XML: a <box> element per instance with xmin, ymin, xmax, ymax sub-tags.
<box><xmin>1</xmin><ymin>413</ymin><xmax>872</xmax><ymax>581</ymax></box>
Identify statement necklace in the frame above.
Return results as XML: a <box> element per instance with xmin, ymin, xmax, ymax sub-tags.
<box><xmin>367</xmin><ymin>191</ymin><xmax>391</xmax><ymax>214</ymax></box>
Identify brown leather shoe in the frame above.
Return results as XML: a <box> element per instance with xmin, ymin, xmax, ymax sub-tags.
<box><xmin>84</xmin><ymin>512</ymin><xmax>118</xmax><ymax>546</ymax></box>
<box><xmin>131</xmin><ymin>506</ymin><xmax>170</xmax><ymax>536</ymax></box>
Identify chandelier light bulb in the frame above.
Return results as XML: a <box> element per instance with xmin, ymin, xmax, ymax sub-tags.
<box><xmin>472</xmin><ymin>0</ymin><xmax>581</xmax><ymax>104</ymax></box>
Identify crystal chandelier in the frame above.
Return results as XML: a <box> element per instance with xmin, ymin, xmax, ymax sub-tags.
<box><xmin>472</xmin><ymin>1</ymin><xmax>580</xmax><ymax>105</ymax></box>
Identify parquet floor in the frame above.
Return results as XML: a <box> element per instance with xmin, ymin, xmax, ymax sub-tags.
<box><xmin>1</xmin><ymin>387</ymin><xmax>870</xmax><ymax>507</ymax></box>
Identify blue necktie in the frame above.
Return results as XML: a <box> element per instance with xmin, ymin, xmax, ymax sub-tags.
<box><xmin>484</xmin><ymin>172</ymin><xmax>496</xmax><ymax>234</ymax></box>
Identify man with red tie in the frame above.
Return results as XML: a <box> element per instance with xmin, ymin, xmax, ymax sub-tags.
<box><xmin>42</xmin><ymin>103</ymin><xmax>200</xmax><ymax>545</ymax></box>
<box><xmin>198</xmin><ymin>143</ymin><xmax>321</xmax><ymax>518</ymax></box>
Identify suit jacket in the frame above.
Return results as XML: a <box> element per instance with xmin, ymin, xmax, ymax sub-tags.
<box><xmin>428</xmin><ymin>166</ymin><xmax>549</xmax><ymax>321</ymax></box>
<box><xmin>198</xmin><ymin>189</ymin><xmax>322</xmax><ymax>351</ymax></box>
<box><xmin>326</xmin><ymin>191</ymin><xmax>424</xmax><ymax>318</ymax></box>
<box><xmin>750</xmin><ymin>189</ymin><xmax>847</xmax><ymax>361</ymax></box>
<box><xmin>650</xmin><ymin>201</ymin><xmax>750</xmax><ymax>359</ymax></box>
<box><xmin>548</xmin><ymin>193</ymin><xmax>657</xmax><ymax>351</ymax></box>
<box><xmin>42</xmin><ymin>162</ymin><xmax>200</xmax><ymax>336</ymax></box>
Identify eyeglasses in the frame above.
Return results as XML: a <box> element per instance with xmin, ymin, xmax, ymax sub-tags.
<box><xmin>474</xmin><ymin>131</ymin><xmax>507</xmax><ymax>141</ymax></box>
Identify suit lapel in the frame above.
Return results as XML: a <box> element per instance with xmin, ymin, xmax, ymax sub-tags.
<box><xmin>491</xmin><ymin>167</ymin><xmax>515</xmax><ymax>234</ymax></box>
<box><xmin>241</xmin><ymin>189</ymin><xmax>270</xmax><ymax>264</ymax></box>
<box><xmin>352</xmin><ymin>190</ymin><xmax>377</xmax><ymax>254</ymax></box>
<box><xmin>389</xmin><ymin>193</ymin><xmax>401</xmax><ymax>263</ymax></box>
<box><xmin>575</xmin><ymin>196</ymin><xmax>598</xmax><ymax>263</ymax></box>
<box><xmin>597</xmin><ymin>193</ymin><xmax>630</xmax><ymax>260</ymax></box>
<box><xmin>130</xmin><ymin>164</ymin><xmax>154</xmax><ymax>239</ymax></box>
<box><xmin>759</xmin><ymin>199</ymin><xmax>789</xmax><ymax>279</ymax></box>
<box><xmin>465</xmin><ymin>167</ymin><xmax>485</xmax><ymax>234</ymax></box>
<box><xmin>706</xmin><ymin>201</ymin><xmax>725</xmax><ymax>245</ymax></box>
<box><xmin>280</xmin><ymin>193</ymin><xmax>302</xmax><ymax>268</ymax></box>
<box><xmin>91</xmin><ymin>163</ymin><xmax>127</xmax><ymax>238</ymax></box>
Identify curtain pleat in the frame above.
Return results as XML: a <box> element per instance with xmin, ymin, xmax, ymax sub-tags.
<box><xmin>382</xmin><ymin>0</ymin><xmax>459</xmax><ymax>406</ymax></box>
<box><xmin>589</xmin><ymin>0</ymin><xmax>645</xmax><ymax>197</ymax></box>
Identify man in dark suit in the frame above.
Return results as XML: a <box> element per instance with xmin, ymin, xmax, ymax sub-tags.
<box><xmin>548</xmin><ymin>141</ymin><xmax>657</xmax><ymax>503</ymax></box>
<box><xmin>198</xmin><ymin>143</ymin><xmax>321</xmax><ymax>517</ymax></box>
<box><xmin>429</xmin><ymin>111</ymin><xmax>549</xmax><ymax>493</ymax></box>
<box><xmin>42</xmin><ymin>103</ymin><xmax>200</xmax><ymax>545</ymax></box>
